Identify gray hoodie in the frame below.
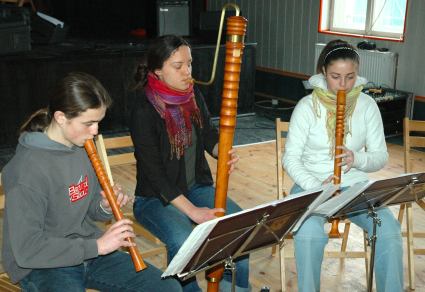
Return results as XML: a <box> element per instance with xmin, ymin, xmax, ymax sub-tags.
<box><xmin>1</xmin><ymin>132</ymin><xmax>113</xmax><ymax>283</ymax></box>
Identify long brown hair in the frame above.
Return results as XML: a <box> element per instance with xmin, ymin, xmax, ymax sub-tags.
<box><xmin>134</xmin><ymin>35</ymin><xmax>190</xmax><ymax>89</ymax></box>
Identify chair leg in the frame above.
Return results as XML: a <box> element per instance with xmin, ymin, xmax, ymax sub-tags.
<box><xmin>0</xmin><ymin>273</ymin><xmax>20</xmax><ymax>292</ymax></box>
<box><xmin>406</xmin><ymin>203</ymin><xmax>415</xmax><ymax>290</ymax></box>
<box><xmin>340</xmin><ymin>221</ymin><xmax>370</xmax><ymax>286</ymax></box>
<box><xmin>162</xmin><ymin>249</ymin><xmax>168</xmax><ymax>270</ymax></box>
<box><xmin>271</xmin><ymin>244</ymin><xmax>278</xmax><ymax>256</ymax></box>
<box><xmin>398</xmin><ymin>203</ymin><xmax>406</xmax><ymax>223</ymax></box>
<box><xmin>363</xmin><ymin>231</ymin><xmax>369</xmax><ymax>285</ymax></box>
<box><xmin>340</xmin><ymin>221</ymin><xmax>351</xmax><ymax>265</ymax></box>
<box><xmin>279</xmin><ymin>245</ymin><xmax>286</xmax><ymax>292</ymax></box>
<box><xmin>417</xmin><ymin>199</ymin><xmax>425</xmax><ymax>211</ymax></box>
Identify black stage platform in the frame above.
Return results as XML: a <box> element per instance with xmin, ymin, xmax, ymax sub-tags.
<box><xmin>0</xmin><ymin>39</ymin><xmax>256</xmax><ymax>147</ymax></box>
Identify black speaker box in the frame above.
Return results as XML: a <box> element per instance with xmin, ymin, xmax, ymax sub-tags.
<box><xmin>0</xmin><ymin>5</ymin><xmax>31</xmax><ymax>55</ymax></box>
<box><xmin>157</xmin><ymin>0</ymin><xmax>190</xmax><ymax>36</ymax></box>
<box><xmin>31</xmin><ymin>13</ymin><xmax>68</xmax><ymax>44</ymax></box>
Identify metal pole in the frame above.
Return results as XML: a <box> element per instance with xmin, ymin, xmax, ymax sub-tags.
<box><xmin>367</xmin><ymin>208</ymin><xmax>381</xmax><ymax>292</ymax></box>
<box><xmin>224</xmin><ymin>258</ymin><xmax>237</xmax><ymax>292</ymax></box>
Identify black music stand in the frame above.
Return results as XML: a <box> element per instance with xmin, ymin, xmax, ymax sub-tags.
<box><xmin>313</xmin><ymin>172</ymin><xmax>425</xmax><ymax>292</ymax></box>
<box><xmin>162</xmin><ymin>185</ymin><xmax>338</xmax><ymax>290</ymax></box>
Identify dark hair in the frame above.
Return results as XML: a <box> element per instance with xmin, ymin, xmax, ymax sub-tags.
<box><xmin>134</xmin><ymin>35</ymin><xmax>190</xmax><ymax>88</ymax></box>
<box><xmin>316</xmin><ymin>39</ymin><xmax>360</xmax><ymax>74</ymax></box>
<box><xmin>20</xmin><ymin>72</ymin><xmax>112</xmax><ymax>133</ymax></box>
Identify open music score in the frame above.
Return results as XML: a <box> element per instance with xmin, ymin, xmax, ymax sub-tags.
<box><xmin>162</xmin><ymin>184</ymin><xmax>337</xmax><ymax>279</ymax></box>
<box><xmin>313</xmin><ymin>172</ymin><xmax>425</xmax><ymax>219</ymax></box>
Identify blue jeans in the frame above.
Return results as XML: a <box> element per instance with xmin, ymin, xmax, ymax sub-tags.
<box><xmin>291</xmin><ymin>184</ymin><xmax>403</xmax><ymax>292</ymax></box>
<box><xmin>133</xmin><ymin>184</ymin><xmax>250</xmax><ymax>292</ymax></box>
<box><xmin>20</xmin><ymin>251</ymin><xmax>182</xmax><ymax>292</ymax></box>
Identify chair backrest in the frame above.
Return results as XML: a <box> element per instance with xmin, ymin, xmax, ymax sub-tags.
<box><xmin>0</xmin><ymin>173</ymin><xmax>4</xmax><ymax>210</ymax></box>
<box><xmin>0</xmin><ymin>173</ymin><xmax>22</xmax><ymax>291</ymax></box>
<box><xmin>275</xmin><ymin>118</ymin><xmax>290</xmax><ymax>199</ymax></box>
<box><xmin>94</xmin><ymin>134</ymin><xmax>168</xmax><ymax>251</ymax></box>
<box><xmin>95</xmin><ymin>134</ymin><xmax>135</xmax><ymax>185</ymax></box>
<box><xmin>404</xmin><ymin>117</ymin><xmax>425</xmax><ymax>173</ymax></box>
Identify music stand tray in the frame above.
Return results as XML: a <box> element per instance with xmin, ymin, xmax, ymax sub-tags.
<box><xmin>162</xmin><ymin>184</ymin><xmax>338</xmax><ymax>280</ymax></box>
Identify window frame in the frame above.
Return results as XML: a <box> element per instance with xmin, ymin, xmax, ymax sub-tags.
<box><xmin>319</xmin><ymin>0</ymin><xmax>409</xmax><ymax>42</ymax></box>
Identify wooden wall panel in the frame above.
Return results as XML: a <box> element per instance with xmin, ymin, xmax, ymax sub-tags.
<box><xmin>208</xmin><ymin>0</ymin><xmax>425</xmax><ymax>99</ymax></box>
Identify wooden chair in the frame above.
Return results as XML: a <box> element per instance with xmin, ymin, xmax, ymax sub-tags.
<box><xmin>95</xmin><ymin>134</ymin><xmax>168</xmax><ymax>268</ymax></box>
<box><xmin>274</xmin><ymin>118</ymin><xmax>369</xmax><ymax>291</ymax></box>
<box><xmin>0</xmin><ymin>173</ymin><xmax>22</xmax><ymax>291</ymax></box>
<box><xmin>397</xmin><ymin>117</ymin><xmax>425</xmax><ymax>290</ymax></box>
<box><xmin>1</xmin><ymin>0</ymin><xmax>36</xmax><ymax>11</ymax></box>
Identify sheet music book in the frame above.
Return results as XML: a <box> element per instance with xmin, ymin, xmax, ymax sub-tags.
<box><xmin>291</xmin><ymin>184</ymin><xmax>338</xmax><ymax>232</ymax></box>
<box><xmin>162</xmin><ymin>184</ymin><xmax>338</xmax><ymax>278</ymax></box>
<box><xmin>313</xmin><ymin>181</ymin><xmax>369</xmax><ymax>217</ymax></box>
<box><xmin>313</xmin><ymin>172</ymin><xmax>425</xmax><ymax>218</ymax></box>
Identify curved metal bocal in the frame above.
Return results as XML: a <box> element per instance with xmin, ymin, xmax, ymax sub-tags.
<box><xmin>193</xmin><ymin>3</ymin><xmax>240</xmax><ymax>86</ymax></box>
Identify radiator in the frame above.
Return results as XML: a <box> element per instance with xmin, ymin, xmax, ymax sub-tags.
<box><xmin>314</xmin><ymin>43</ymin><xmax>398</xmax><ymax>88</ymax></box>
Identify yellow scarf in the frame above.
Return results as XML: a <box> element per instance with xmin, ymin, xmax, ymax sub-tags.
<box><xmin>312</xmin><ymin>85</ymin><xmax>363</xmax><ymax>157</ymax></box>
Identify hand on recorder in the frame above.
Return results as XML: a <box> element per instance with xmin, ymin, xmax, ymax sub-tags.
<box><xmin>335</xmin><ymin>145</ymin><xmax>355</xmax><ymax>173</ymax></box>
<box><xmin>100</xmin><ymin>184</ymin><xmax>130</xmax><ymax>213</ymax></box>
<box><xmin>171</xmin><ymin>194</ymin><xmax>225</xmax><ymax>224</ymax></box>
<box><xmin>322</xmin><ymin>174</ymin><xmax>338</xmax><ymax>185</ymax></box>
<box><xmin>189</xmin><ymin>206</ymin><xmax>225</xmax><ymax>224</ymax></box>
<box><xmin>97</xmin><ymin>219</ymin><xmax>136</xmax><ymax>255</ymax></box>
<box><xmin>212</xmin><ymin>144</ymin><xmax>240</xmax><ymax>174</ymax></box>
<box><xmin>227</xmin><ymin>148</ymin><xmax>239</xmax><ymax>174</ymax></box>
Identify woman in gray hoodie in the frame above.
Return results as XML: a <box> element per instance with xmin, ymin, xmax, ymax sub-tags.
<box><xmin>1</xmin><ymin>72</ymin><xmax>181</xmax><ymax>292</ymax></box>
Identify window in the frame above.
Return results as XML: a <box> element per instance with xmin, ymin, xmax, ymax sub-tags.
<box><xmin>319</xmin><ymin>0</ymin><xmax>408</xmax><ymax>41</ymax></box>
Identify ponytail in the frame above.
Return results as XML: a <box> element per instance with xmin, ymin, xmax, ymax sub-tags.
<box><xmin>134</xmin><ymin>60</ymin><xmax>149</xmax><ymax>90</ymax></box>
<box><xmin>19</xmin><ymin>108</ymin><xmax>51</xmax><ymax>134</ymax></box>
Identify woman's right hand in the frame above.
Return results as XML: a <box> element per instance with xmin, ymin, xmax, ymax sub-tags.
<box><xmin>97</xmin><ymin>219</ymin><xmax>136</xmax><ymax>255</ymax></box>
<box><xmin>322</xmin><ymin>174</ymin><xmax>338</xmax><ymax>185</ymax></box>
<box><xmin>171</xmin><ymin>194</ymin><xmax>225</xmax><ymax>224</ymax></box>
<box><xmin>188</xmin><ymin>206</ymin><xmax>225</xmax><ymax>224</ymax></box>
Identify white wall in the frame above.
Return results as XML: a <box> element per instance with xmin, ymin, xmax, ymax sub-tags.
<box><xmin>208</xmin><ymin>0</ymin><xmax>425</xmax><ymax>96</ymax></box>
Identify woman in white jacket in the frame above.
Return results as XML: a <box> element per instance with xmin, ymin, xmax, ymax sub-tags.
<box><xmin>283</xmin><ymin>39</ymin><xmax>403</xmax><ymax>292</ymax></box>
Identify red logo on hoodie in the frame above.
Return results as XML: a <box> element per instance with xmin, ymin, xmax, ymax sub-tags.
<box><xmin>68</xmin><ymin>175</ymin><xmax>89</xmax><ymax>202</ymax></box>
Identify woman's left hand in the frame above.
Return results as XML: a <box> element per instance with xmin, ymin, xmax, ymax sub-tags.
<box><xmin>100</xmin><ymin>183</ymin><xmax>130</xmax><ymax>212</ymax></box>
<box><xmin>336</xmin><ymin>145</ymin><xmax>354</xmax><ymax>173</ymax></box>
<box><xmin>227</xmin><ymin>148</ymin><xmax>239</xmax><ymax>174</ymax></box>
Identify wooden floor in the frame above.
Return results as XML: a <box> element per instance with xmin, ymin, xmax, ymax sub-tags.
<box><xmin>1</xmin><ymin>140</ymin><xmax>421</xmax><ymax>291</ymax></box>
<box><xmin>109</xmin><ymin>141</ymin><xmax>425</xmax><ymax>292</ymax></box>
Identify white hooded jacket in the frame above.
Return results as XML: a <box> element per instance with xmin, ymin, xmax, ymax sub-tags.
<box><xmin>282</xmin><ymin>74</ymin><xmax>388</xmax><ymax>191</ymax></box>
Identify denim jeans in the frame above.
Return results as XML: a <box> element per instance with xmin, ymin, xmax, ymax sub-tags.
<box><xmin>133</xmin><ymin>184</ymin><xmax>250</xmax><ymax>292</ymax></box>
<box><xmin>20</xmin><ymin>251</ymin><xmax>182</xmax><ymax>292</ymax></box>
<box><xmin>291</xmin><ymin>184</ymin><xmax>403</xmax><ymax>292</ymax></box>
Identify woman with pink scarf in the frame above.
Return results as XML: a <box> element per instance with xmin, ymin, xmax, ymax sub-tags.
<box><xmin>130</xmin><ymin>35</ymin><xmax>250</xmax><ymax>292</ymax></box>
